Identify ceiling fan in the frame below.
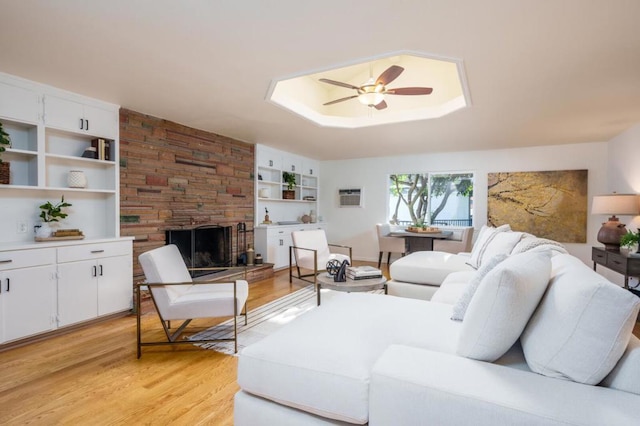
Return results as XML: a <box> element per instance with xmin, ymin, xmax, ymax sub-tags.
<box><xmin>319</xmin><ymin>65</ymin><xmax>433</xmax><ymax>110</ymax></box>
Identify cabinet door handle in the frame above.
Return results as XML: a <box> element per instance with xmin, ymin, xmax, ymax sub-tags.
<box><xmin>269</xmin><ymin>160</ymin><xmax>273</xmax><ymax>167</ymax></box>
<box><xmin>80</xmin><ymin>118</ymin><xmax>84</xmax><ymax>130</ymax></box>
<box><xmin>91</xmin><ymin>250</ymin><xmax>105</xmax><ymax>254</ymax></box>
<box><xmin>86</xmin><ymin>119</ymin><xmax>89</xmax><ymax>131</ymax></box>
<box><xmin>0</xmin><ymin>259</ymin><xmax>12</xmax><ymax>264</ymax></box>
<box><xmin>92</xmin><ymin>265</ymin><xmax>97</xmax><ymax>277</ymax></box>
<box><xmin>310</xmin><ymin>169</ymin><xmax>313</xmax><ymax>175</ymax></box>
<box><xmin>99</xmin><ymin>265</ymin><xmax>103</xmax><ymax>276</ymax></box>
<box><xmin>279</xmin><ymin>239</ymin><xmax>283</xmax><ymax>246</ymax></box>
<box><xmin>6</xmin><ymin>278</ymin><xmax>9</xmax><ymax>292</ymax></box>
<box><xmin>291</xmin><ymin>165</ymin><xmax>295</xmax><ymax>172</ymax></box>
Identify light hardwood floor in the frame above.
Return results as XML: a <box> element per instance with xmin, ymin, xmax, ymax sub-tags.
<box><xmin>1</xmin><ymin>263</ymin><xmax>638</xmax><ymax>425</ymax></box>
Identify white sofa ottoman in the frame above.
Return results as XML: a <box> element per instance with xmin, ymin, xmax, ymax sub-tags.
<box><xmin>237</xmin><ymin>292</ymin><xmax>461</xmax><ymax>425</ymax></box>
<box><xmin>388</xmin><ymin>251</ymin><xmax>473</xmax><ymax>300</ymax></box>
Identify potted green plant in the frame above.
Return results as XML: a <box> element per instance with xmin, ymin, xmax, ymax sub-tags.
<box><xmin>620</xmin><ymin>229</ymin><xmax>640</xmax><ymax>253</ymax></box>
<box><xmin>36</xmin><ymin>196</ymin><xmax>72</xmax><ymax>238</ymax></box>
<box><xmin>282</xmin><ymin>171</ymin><xmax>296</xmax><ymax>199</ymax></box>
<box><xmin>0</xmin><ymin>121</ymin><xmax>11</xmax><ymax>185</ymax></box>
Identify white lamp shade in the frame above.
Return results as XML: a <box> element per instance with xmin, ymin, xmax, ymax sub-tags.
<box><xmin>591</xmin><ymin>194</ymin><xmax>640</xmax><ymax>215</ymax></box>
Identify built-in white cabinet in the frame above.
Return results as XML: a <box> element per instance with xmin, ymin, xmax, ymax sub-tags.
<box><xmin>44</xmin><ymin>94</ymin><xmax>119</xmax><ymax>140</ymax></box>
<box><xmin>0</xmin><ymin>81</ymin><xmax>41</xmax><ymax>123</ymax></box>
<box><xmin>57</xmin><ymin>241</ymin><xmax>132</xmax><ymax>327</ymax></box>
<box><xmin>0</xmin><ymin>239</ymin><xmax>133</xmax><ymax>345</ymax></box>
<box><xmin>255</xmin><ymin>223</ymin><xmax>327</xmax><ymax>270</ymax></box>
<box><xmin>0</xmin><ymin>71</ymin><xmax>121</xmax><ymax>243</ymax></box>
<box><xmin>0</xmin><ymin>71</ymin><xmax>132</xmax><ymax>348</ymax></box>
<box><xmin>0</xmin><ymin>248</ymin><xmax>57</xmax><ymax>344</ymax></box>
<box><xmin>255</xmin><ymin>144</ymin><xmax>319</xmax><ymax>227</ymax></box>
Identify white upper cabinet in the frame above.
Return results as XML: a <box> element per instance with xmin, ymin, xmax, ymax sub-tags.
<box><xmin>44</xmin><ymin>94</ymin><xmax>118</xmax><ymax>139</ymax></box>
<box><xmin>256</xmin><ymin>145</ymin><xmax>282</xmax><ymax>170</ymax></box>
<box><xmin>0</xmin><ymin>81</ymin><xmax>41</xmax><ymax>123</ymax></box>
<box><xmin>302</xmin><ymin>158</ymin><xmax>319</xmax><ymax>177</ymax></box>
<box><xmin>282</xmin><ymin>154</ymin><xmax>302</xmax><ymax>174</ymax></box>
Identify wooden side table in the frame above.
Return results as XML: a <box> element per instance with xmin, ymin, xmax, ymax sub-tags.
<box><xmin>592</xmin><ymin>247</ymin><xmax>640</xmax><ymax>289</ymax></box>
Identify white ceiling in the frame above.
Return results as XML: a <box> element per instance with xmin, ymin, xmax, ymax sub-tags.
<box><xmin>1</xmin><ymin>0</ymin><xmax>639</xmax><ymax>160</ymax></box>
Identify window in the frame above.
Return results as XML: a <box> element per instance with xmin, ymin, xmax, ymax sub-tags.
<box><xmin>388</xmin><ymin>172</ymin><xmax>474</xmax><ymax>226</ymax></box>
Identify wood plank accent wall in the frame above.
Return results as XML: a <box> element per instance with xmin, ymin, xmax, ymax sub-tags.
<box><xmin>119</xmin><ymin>109</ymin><xmax>255</xmax><ymax>281</ymax></box>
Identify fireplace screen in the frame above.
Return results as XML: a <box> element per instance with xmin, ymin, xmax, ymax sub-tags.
<box><xmin>166</xmin><ymin>225</ymin><xmax>233</xmax><ymax>277</ymax></box>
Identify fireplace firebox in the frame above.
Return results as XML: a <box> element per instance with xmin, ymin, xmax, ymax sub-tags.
<box><xmin>165</xmin><ymin>225</ymin><xmax>233</xmax><ymax>277</ymax></box>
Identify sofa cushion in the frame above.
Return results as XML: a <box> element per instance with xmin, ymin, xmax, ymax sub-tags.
<box><xmin>431</xmin><ymin>271</ymin><xmax>475</xmax><ymax>304</ymax></box>
<box><xmin>600</xmin><ymin>335</ymin><xmax>640</xmax><ymax>395</ymax></box>
<box><xmin>456</xmin><ymin>251</ymin><xmax>552</xmax><ymax>362</ymax></box>
<box><xmin>389</xmin><ymin>251</ymin><xmax>473</xmax><ymax>286</ymax></box>
<box><xmin>521</xmin><ymin>253</ymin><xmax>640</xmax><ymax>385</ymax></box>
<box><xmin>237</xmin><ymin>292</ymin><xmax>461</xmax><ymax>424</ymax></box>
<box><xmin>450</xmin><ymin>254</ymin><xmax>508</xmax><ymax>321</ymax></box>
<box><xmin>466</xmin><ymin>224</ymin><xmax>511</xmax><ymax>269</ymax></box>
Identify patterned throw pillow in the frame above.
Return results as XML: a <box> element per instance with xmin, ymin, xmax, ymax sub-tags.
<box><xmin>451</xmin><ymin>254</ymin><xmax>508</xmax><ymax>321</ymax></box>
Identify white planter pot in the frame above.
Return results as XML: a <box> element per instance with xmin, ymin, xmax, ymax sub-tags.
<box><xmin>35</xmin><ymin>223</ymin><xmax>52</xmax><ymax>238</ymax></box>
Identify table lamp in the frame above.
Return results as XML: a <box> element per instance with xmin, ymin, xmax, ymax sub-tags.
<box><xmin>591</xmin><ymin>194</ymin><xmax>640</xmax><ymax>251</ymax></box>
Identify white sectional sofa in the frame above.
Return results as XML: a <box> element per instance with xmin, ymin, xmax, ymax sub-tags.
<box><xmin>234</xmin><ymin>227</ymin><xmax>640</xmax><ymax>425</ymax></box>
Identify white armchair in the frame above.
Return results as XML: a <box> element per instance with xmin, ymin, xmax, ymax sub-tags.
<box><xmin>137</xmin><ymin>244</ymin><xmax>249</xmax><ymax>358</ymax></box>
<box><xmin>289</xmin><ymin>229</ymin><xmax>352</xmax><ymax>289</ymax></box>
<box><xmin>376</xmin><ymin>223</ymin><xmax>407</xmax><ymax>268</ymax></box>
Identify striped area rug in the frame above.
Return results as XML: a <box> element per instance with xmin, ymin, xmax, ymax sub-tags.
<box><xmin>191</xmin><ymin>285</ymin><xmax>318</xmax><ymax>355</ymax></box>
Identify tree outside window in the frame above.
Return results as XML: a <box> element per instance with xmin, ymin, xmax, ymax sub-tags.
<box><xmin>388</xmin><ymin>172</ymin><xmax>474</xmax><ymax>226</ymax></box>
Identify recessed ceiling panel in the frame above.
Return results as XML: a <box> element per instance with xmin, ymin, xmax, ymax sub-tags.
<box><xmin>268</xmin><ymin>51</ymin><xmax>470</xmax><ymax>128</ymax></box>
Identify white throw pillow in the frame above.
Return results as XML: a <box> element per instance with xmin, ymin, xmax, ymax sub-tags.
<box><xmin>478</xmin><ymin>231</ymin><xmax>522</xmax><ymax>266</ymax></box>
<box><xmin>521</xmin><ymin>254</ymin><xmax>640</xmax><ymax>385</ymax></box>
<box><xmin>451</xmin><ymin>254</ymin><xmax>508</xmax><ymax>321</ymax></box>
<box><xmin>456</xmin><ymin>251</ymin><xmax>552</xmax><ymax>362</ymax></box>
<box><xmin>466</xmin><ymin>224</ymin><xmax>511</xmax><ymax>269</ymax></box>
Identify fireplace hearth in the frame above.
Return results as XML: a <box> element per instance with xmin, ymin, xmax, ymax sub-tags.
<box><xmin>166</xmin><ymin>225</ymin><xmax>233</xmax><ymax>277</ymax></box>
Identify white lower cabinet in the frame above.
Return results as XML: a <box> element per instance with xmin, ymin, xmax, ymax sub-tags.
<box><xmin>0</xmin><ymin>238</ymin><xmax>133</xmax><ymax>345</ymax></box>
<box><xmin>0</xmin><ymin>248</ymin><xmax>57</xmax><ymax>344</ymax></box>
<box><xmin>1</xmin><ymin>265</ymin><xmax>57</xmax><ymax>343</ymax></box>
<box><xmin>255</xmin><ymin>224</ymin><xmax>327</xmax><ymax>270</ymax></box>
<box><xmin>57</xmin><ymin>241</ymin><xmax>133</xmax><ymax>327</ymax></box>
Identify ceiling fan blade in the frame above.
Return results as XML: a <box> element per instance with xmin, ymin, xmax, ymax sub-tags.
<box><xmin>374</xmin><ymin>100</ymin><xmax>388</xmax><ymax>110</ymax></box>
<box><xmin>323</xmin><ymin>95</ymin><xmax>358</xmax><ymax>106</ymax></box>
<box><xmin>376</xmin><ymin>65</ymin><xmax>404</xmax><ymax>86</ymax></box>
<box><xmin>385</xmin><ymin>87</ymin><xmax>433</xmax><ymax>95</ymax></box>
<box><xmin>319</xmin><ymin>78</ymin><xmax>360</xmax><ymax>90</ymax></box>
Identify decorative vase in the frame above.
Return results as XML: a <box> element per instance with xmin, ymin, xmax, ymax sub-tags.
<box><xmin>301</xmin><ymin>214</ymin><xmax>311</xmax><ymax>223</ymax></box>
<box><xmin>67</xmin><ymin>170</ymin><xmax>87</xmax><ymax>188</ymax></box>
<box><xmin>310</xmin><ymin>210</ymin><xmax>316</xmax><ymax>223</ymax></box>
<box><xmin>35</xmin><ymin>222</ymin><xmax>52</xmax><ymax>239</ymax></box>
<box><xmin>0</xmin><ymin>162</ymin><xmax>9</xmax><ymax>184</ymax></box>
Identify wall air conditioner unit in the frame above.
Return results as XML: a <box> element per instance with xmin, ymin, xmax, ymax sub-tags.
<box><xmin>338</xmin><ymin>188</ymin><xmax>363</xmax><ymax>208</ymax></box>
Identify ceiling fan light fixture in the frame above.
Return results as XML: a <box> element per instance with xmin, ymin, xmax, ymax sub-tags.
<box><xmin>358</xmin><ymin>92</ymin><xmax>385</xmax><ymax>106</ymax></box>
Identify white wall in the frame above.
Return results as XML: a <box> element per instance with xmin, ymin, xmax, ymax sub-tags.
<box><xmin>319</xmin><ymin>141</ymin><xmax>609</xmax><ymax>269</ymax></box>
<box><xmin>607</xmin><ymin>123</ymin><xmax>640</xmax><ymax>231</ymax></box>
<box><xmin>605</xmin><ymin>124</ymin><xmax>640</xmax><ymax>287</ymax></box>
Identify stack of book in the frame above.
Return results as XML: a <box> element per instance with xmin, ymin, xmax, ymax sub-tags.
<box><xmin>53</xmin><ymin>229</ymin><xmax>84</xmax><ymax>237</ymax></box>
<box><xmin>91</xmin><ymin>138</ymin><xmax>112</xmax><ymax>160</ymax></box>
<box><xmin>346</xmin><ymin>266</ymin><xmax>383</xmax><ymax>280</ymax></box>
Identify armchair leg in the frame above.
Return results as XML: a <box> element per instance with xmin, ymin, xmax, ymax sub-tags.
<box><xmin>378</xmin><ymin>252</ymin><xmax>383</xmax><ymax>268</ymax></box>
<box><xmin>387</xmin><ymin>252</ymin><xmax>391</xmax><ymax>265</ymax></box>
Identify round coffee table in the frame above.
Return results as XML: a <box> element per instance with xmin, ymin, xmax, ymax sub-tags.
<box><xmin>315</xmin><ymin>272</ymin><xmax>387</xmax><ymax>305</ymax></box>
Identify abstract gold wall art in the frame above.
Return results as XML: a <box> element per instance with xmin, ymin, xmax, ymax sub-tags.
<box><xmin>487</xmin><ymin>170</ymin><xmax>588</xmax><ymax>243</ymax></box>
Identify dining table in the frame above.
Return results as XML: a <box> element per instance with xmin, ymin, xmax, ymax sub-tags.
<box><xmin>389</xmin><ymin>229</ymin><xmax>453</xmax><ymax>252</ymax></box>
